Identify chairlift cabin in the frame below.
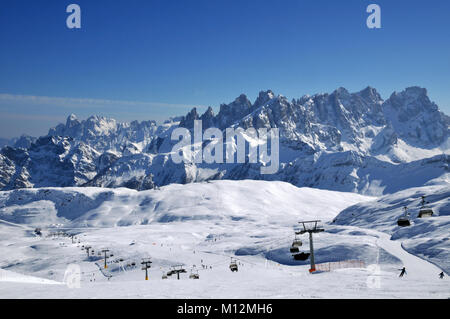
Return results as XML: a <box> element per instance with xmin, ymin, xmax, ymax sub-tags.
<box><xmin>397</xmin><ymin>206</ymin><xmax>411</xmax><ymax>227</ymax></box>
<box><xmin>290</xmin><ymin>234</ymin><xmax>303</xmax><ymax>253</ymax></box>
<box><xmin>229</xmin><ymin>258</ymin><xmax>238</xmax><ymax>272</ymax></box>
<box><xmin>418</xmin><ymin>208</ymin><xmax>433</xmax><ymax>218</ymax></box>
<box><xmin>397</xmin><ymin>216</ymin><xmax>410</xmax><ymax>227</ymax></box>
<box><xmin>189</xmin><ymin>269</ymin><xmax>200</xmax><ymax>279</ymax></box>
<box><xmin>418</xmin><ymin>196</ymin><xmax>434</xmax><ymax>218</ymax></box>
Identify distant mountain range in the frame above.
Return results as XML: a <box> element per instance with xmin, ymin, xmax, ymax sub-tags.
<box><xmin>1</xmin><ymin>86</ymin><xmax>448</xmax><ymax>195</ymax></box>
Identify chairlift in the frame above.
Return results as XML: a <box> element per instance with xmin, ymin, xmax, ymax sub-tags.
<box><xmin>397</xmin><ymin>206</ymin><xmax>411</xmax><ymax>227</ymax></box>
<box><xmin>418</xmin><ymin>196</ymin><xmax>433</xmax><ymax>218</ymax></box>
<box><xmin>290</xmin><ymin>234</ymin><xmax>303</xmax><ymax>253</ymax></box>
<box><xmin>169</xmin><ymin>265</ymin><xmax>187</xmax><ymax>280</ymax></box>
<box><xmin>229</xmin><ymin>258</ymin><xmax>238</xmax><ymax>272</ymax></box>
<box><xmin>189</xmin><ymin>268</ymin><xmax>200</xmax><ymax>279</ymax></box>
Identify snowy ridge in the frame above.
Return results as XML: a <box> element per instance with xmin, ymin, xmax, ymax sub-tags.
<box><xmin>0</xmin><ymin>86</ymin><xmax>449</xmax><ymax>194</ymax></box>
<box><xmin>0</xmin><ymin>180</ymin><xmax>371</xmax><ymax>228</ymax></box>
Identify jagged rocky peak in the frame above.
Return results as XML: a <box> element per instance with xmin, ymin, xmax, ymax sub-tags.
<box><xmin>200</xmin><ymin>106</ymin><xmax>216</xmax><ymax>129</ymax></box>
<box><xmin>385</xmin><ymin>86</ymin><xmax>437</xmax><ymax>114</ymax></box>
<box><xmin>254</xmin><ymin>90</ymin><xmax>275</xmax><ymax>108</ymax></box>
<box><xmin>201</xmin><ymin>106</ymin><xmax>214</xmax><ymax>118</ymax></box>
<box><xmin>357</xmin><ymin>86</ymin><xmax>383</xmax><ymax>103</ymax></box>
<box><xmin>0</xmin><ymin>86</ymin><xmax>448</xmax><ymax>194</ymax></box>
<box><xmin>215</xmin><ymin>94</ymin><xmax>253</xmax><ymax>129</ymax></box>
<box><xmin>332</xmin><ymin>87</ymin><xmax>351</xmax><ymax>97</ymax></box>
<box><xmin>30</xmin><ymin>135</ymin><xmax>72</xmax><ymax>154</ymax></box>
<box><xmin>382</xmin><ymin>86</ymin><xmax>448</xmax><ymax>147</ymax></box>
<box><xmin>179</xmin><ymin>107</ymin><xmax>200</xmax><ymax>129</ymax></box>
<box><xmin>11</xmin><ymin>135</ymin><xmax>37</xmax><ymax>149</ymax></box>
<box><xmin>66</xmin><ymin>113</ymin><xmax>80</xmax><ymax>128</ymax></box>
<box><xmin>219</xmin><ymin>94</ymin><xmax>252</xmax><ymax>114</ymax></box>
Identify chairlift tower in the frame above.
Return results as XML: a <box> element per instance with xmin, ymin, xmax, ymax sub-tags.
<box><xmin>170</xmin><ymin>265</ymin><xmax>187</xmax><ymax>280</ymax></box>
<box><xmin>141</xmin><ymin>258</ymin><xmax>152</xmax><ymax>281</ymax></box>
<box><xmin>84</xmin><ymin>246</ymin><xmax>92</xmax><ymax>259</ymax></box>
<box><xmin>102</xmin><ymin>249</ymin><xmax>110</xmax><ymax>269</ymax></box>
<box><xmin>297</xmin><ymin>220</ymin><xmax>325</xmax><ymax>273</ymax></box>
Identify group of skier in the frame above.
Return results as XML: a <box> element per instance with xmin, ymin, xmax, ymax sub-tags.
<box><xmin>398</xmin><ymin>267</ymin><xmax>445</xmax><ymax>279</ymax></box>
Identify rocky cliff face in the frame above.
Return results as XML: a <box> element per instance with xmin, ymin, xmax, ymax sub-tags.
<box><xmin>1</xmin><ymin>86</ymin><xmax>448</xmax><ymax>195</ymax></box>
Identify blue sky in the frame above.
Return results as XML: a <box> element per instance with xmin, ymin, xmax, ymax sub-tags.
<box><xmin>0</xmin><ymin>0</ymin><xmax>449</xmax><ymax>138</ymax></box>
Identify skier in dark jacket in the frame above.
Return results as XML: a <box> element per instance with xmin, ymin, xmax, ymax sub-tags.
<box><xmin>399</xmin><ymin>267</ymin><xmax>406</xmax><ymax>277</ymax></box>
<box><xmin>439</xmin><ymin>272</ymin><xmax>444</xmax><ymax>279</ymax></box>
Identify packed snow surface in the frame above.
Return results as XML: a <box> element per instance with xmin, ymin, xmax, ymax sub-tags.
<box><xmin>0</xmin><ymin>180</ymin><xmax>448</xmax><ymax>298</ymax></box>
<box><xmin>335</xmin><ymin>184</ymin><xmax>450</xmax><ymax>273</ymax></box>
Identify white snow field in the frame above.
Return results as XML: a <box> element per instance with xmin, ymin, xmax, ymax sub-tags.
<box><xmin>335</xmin><ymin>184</ymin><xmax>450</xmax><ymax>273</ymax></box>
<box><xmin>0</xmin><ymin>180</ymin><xmax>448</xmax><ymax>298</ymax></box>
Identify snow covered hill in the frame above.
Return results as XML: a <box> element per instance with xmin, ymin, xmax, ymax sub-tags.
<box><xmin>0</xmin><ymin>180</ymin><xmax>448</xmax><ymax>298</ymax></box>
<box><xmin>0</xmin><ymin>180</ymin><xmax>371</xmax><ymax>228</ymax></box>
<box><xmin>0</xmin><ymin>86</ymin><xmax>448</xmax><ymax>194</ymax></box>
<box><xmin>334</xmin><ymin>184</ymin><xmax>450</xmax><ymax>273</ymax></box>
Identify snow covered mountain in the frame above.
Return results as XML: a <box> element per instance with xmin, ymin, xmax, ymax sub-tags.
<box><xmin>0</xmin><ymin>86</ymin><xmax>448</xmax><ymax>195</ymax></box>
<box><xmin>0</xmin><ymin>135</ymin><xmax>36</xmax><ymax>150</ymax></box>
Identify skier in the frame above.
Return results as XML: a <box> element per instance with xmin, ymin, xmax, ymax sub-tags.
<box><xmin>399</xmin><ymin>267</ymin><xmax>406</xmax><ymax>277</ymax></box>
<box><xmin>439</xmin><ymin>272</ymin><xmax>444</xmax><ymax>279</ymax></box>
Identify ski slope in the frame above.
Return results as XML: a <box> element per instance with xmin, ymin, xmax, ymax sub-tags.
<box><xmin>335</xmin><ymin>184</ymin><xmax>450</xmax><ymax>273</ymax></box>
<box><xmin>0</xmin><ymin>269</ymin><xmax>63</xmax><ymax>285</ymax></box>
<box><xmin>0</xmin><ymin>180</ymin><xmax>448</xmax><ymax>298</ymax></box>
<box><xmin>340</xmin><ymin>226</ymin><xmax>444</xmax><ymax>280</ymax></box>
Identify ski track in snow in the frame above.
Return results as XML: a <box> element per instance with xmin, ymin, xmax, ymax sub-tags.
<box><xmin>341</xmin><ymin>226</ymin><xmax>444</xmax><ymax>279</ymax></box>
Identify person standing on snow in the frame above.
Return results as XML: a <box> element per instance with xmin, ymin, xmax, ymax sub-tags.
<box><xmin>399</xmin><ymin>267</ymin><xmax>406</xmax><ymax>277</ymax></box>
<box><xmin>439</xmin><ymin>272</ymin><xmax>444</xmax><ymax>279</ymax></box>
